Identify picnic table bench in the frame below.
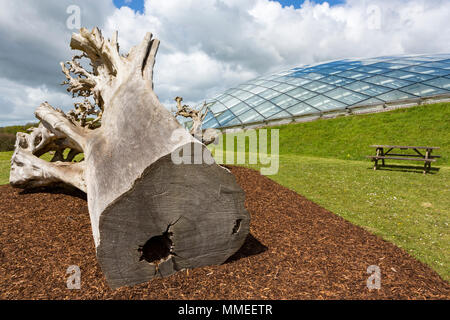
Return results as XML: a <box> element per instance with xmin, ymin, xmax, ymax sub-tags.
<box><xmin>367</xmin><ymin>145</ymin><xmax>440</xmax><ymax>174</ymax></box>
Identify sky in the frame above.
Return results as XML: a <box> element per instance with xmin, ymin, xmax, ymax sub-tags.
<box><xmin>112</xmin><ymin>0</ymin><xmax>347</xmax><ymax>12</ymax></box>
<box><xmin>0</xmin><ymin>0</ymin><xmax>450</xmax><ymax>126</ymax></box>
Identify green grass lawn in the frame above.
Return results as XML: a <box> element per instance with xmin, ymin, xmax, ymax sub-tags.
<box><xmin>211</xmin><ymin>102</ymin><xmax>450</xmax><ymax>281</ymax></box>
<box><xmin>226</xmin><ymin>102</ymin><xmax>449</xmax><ymax>165</ymax></box>
<box><xmin>238</xmin><ymin>154</ymin><xmax>449</xmax><ymax>281</ymax></box>
<box><xmin>0</xmin><ymin>151</ymin><xmax>13</xmax><ymax>185</ymax></box>
<box><xmin>1</xmin><ymin>102</ymin><xmax>449</xmax><ymax>280</ymax></box>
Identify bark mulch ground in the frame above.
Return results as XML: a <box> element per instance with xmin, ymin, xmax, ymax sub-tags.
<box><xmin>0</xmin><ymin>166</ymin><xmax>448</xmax><ymax>299</ymax></box>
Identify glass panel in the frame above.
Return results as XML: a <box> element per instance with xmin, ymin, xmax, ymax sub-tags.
<box><xmin>254</xmin><ymin>101</ymin><xmax>281</xmax><ymax>117</ymax></box>
<box><xmin>325</xmin><ymin>88</ymin><xmax>369</xmax><ymax>105</ymax></box>
<box><xmin>261</xmin><ymin>74</ymin><xmax>282</xmax><ymax>81</ymax></box>
<box><xmin>273</xmin><ymin>76</ymin><xmax>295</xmax><ymax>82</ymax></box>
<box><xmin>370</xmin><ymin>56</ymin><xmax>398</xmax><ymax>61</ymax></box>
<box><xmin>202</xmin><ymin>109</ymin><xmax>214</xmax><ymax>122</ymax></box>
<box><xmin>211</xmin><ymin>93</ymin><xmax>225</xmax><ymax>100</ymax></box>
<box><xmin>300</xmin><ymin>72</ymin><xmax>324</xmax><ymax>80</ymax></box>
<box><xmin>221</xmin><ymin>96</ymin><xmax>241</xmax><ymax>108</ymax></box>
<box><xmin>346</xmin><ymin>60</ymin><xmax>364</xmax><ymax>66</ymax></box>
<box><xmin>286</xmin><ymin>103</ymin><xmax>318</xmax><ymax>116</ymax></box>
<box><xmin>268</xmin><ymin>111</ymin><xmax>292</xmax><ymax>120</ymax></box>
<box><xmin>247</xmin><ymin>79</ymin><xmax>266</xmax><ymax>86</ymax></box>
<box><xmin>423</xmin><ymin>77</ymin><xmax>450</xmax><ymax>89</ymax></box>
<box><xmin>333</xmin><ymin>64</ymin><xmax>357</xmax><ymax>71</ymax></box>
<box><xmin>399</xmin><ymin>83</ymin><xmax>447</xmax><ymax>96</ymax></box>
<box><xmin>400</xmin><ymin>65</ymin><xmax>450</xmax><ymax>76</ymax></box>
<box><xmin>289</xmin><ymin>71</ymin><xmax>307</xmax><ymax>78</ymax></box>
<box><xmin>209</xmin><ymin>101</ymin><xmax>227</xmax><ymax>114</ymax></box>
<box><xmin>216</xmin><ymin>110</ymin><xmax>235</xmax><ymax>126</ymax></box>
<box><xmin>224</xmin><ymin>117</ymin><xmax>242</xmax><ymax>127</ymax></box>
<box><xmin>247</xmin><ymin>85</ymin><xmax>267</xmax><ymax>95</ymax></box>
<box><xmin>319</xmin><ymin>75</ymin><xmax>354</xmax><ymax>86</ymax></box>
<box><xmin>224</xmin><ymin>88</ymin><xmax>240</xmax><ymax>96</ymax></box>
<box><xmin>270</xmin><ymin>94</ymin><xmax>299</xmax><ymax>109</ymax></box>
<box><xmin>344</xmin><ymin>81</ymin><xmax>390</xmax><ymax>95</ymax></box>
<box><xmin>305</xmin><ymin>95</ymin><xmax>346</xmax><ymax>110</ymax></box>
<box><xmin>230</xmin><ymin>102</ymin><xmax>251</xmax><ymax>116</ymax></box>
<box><xmin>403</xmin><ymin>56</ymin><xmax>442</xmax><ymax>62</ymax></box>
<box><xmin>260</xmin><ymin>80</ymin><xmax>281</xmax><ymax>88</ymax></box>
<box><xmin>272</xmin><ymin>82</ymin><xmax>296</xmax><ymax>93</ymax></box>
<box><xmin>245</xmin><ymin>95</ymin><xmax>266</xmax><ymax>107</ymax></box>
<box><xmin>364</xmin><ymin>75</ymin><xmax>412</xmax><ymax>89</ymax></box>
<box><xmin>389</xmin><ymin>59</ymin><xmax>424</xmax><ymax>65</ymax></box>
<box><xmin>283</xmin><ymin>77</ymin><xmax>312</xmax><ymax>86</ymax></box>
<box><xmin>238</xmin><ymin>109</ymin><xmax>264</xmax><ymax>124</ymax></box>
<box><xmin>316</xmin><ymin>68</ymin><xmax>342</xmax><ymax>75</ymax></box>
<box><xmin>259</xmin><ymin>88</ymin><xmax>282</xmax><ymax>100</ymax></box>
<box><xmin>217</xmin><ymin>94</ymin><xmax>234</xmax><ymax>104</ymax></box>
<box><xmin>303</xmin><ymin>81</ymin><xmax>335</xmax><ymax>93</ymax></box>
<box><xmin>353</xmin><ymin>97</ymin><xmax>384</xmax><ymax>106</ymax></box>
<box><xmin>336</xmin><ymin>70</ymin><xmax>370</xmax><ymax>80</ymax></box>
<box><xmin>237</xmin><ymin>83</ymin><xmax>255</xmax><ymax>91</ymax></box>
<box><xmin>285</xmin><ymin>87</ymin><xmax>317</xmax><ymax>100</ymax></box>
<box><xmin>370</xmin><ymin>62</ymin><xmax>408</xmax><ymax>69</ymax></box>
<box><xmin>291</xmin><ymin>66</ymin><xmax>307</xmax><ymax>70</ymax></box>
<box><xmin>376</xmin><ymin>90</ymin><xmax>416</xmax><ymax>102</ymax></box>
<box><xmin>353</xmin><ymin>66</ymin><xmax>387</xmax><ymax>74</ymax></box>
<box><xmin>230</xmin><ymin>89</ymin><xmax>253</xmax><ymax>100</ymax></box>
<box><xmin>275</xmin><ymin>70</ymin><xmax>293</xmax><ymax>76</ymax></box>
<box><xmin>383</xmin><ymin>70</ymin><xmax>435</xmax><ymax>82</ymax></box>
<box><xmin>421</xmin><ymin>62</ymin><xmax>450</xmax><ymax>69</ymax></box>
<box><xmin>203</xmin><ymin>116</ymin><xmax>220</xmax><ymax>128</ymax></box>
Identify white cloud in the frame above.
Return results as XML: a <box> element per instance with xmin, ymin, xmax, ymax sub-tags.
<box><xmin>1</xmin><ymin>0</ymin><xmax>450</xmax><ymax>125</ymax></box>
<box><xmin>0</xmin><ymin>77</ymin><xmax>77</xmax><ymax>126</ymax></box>
<box><xmin>0</xmin><ymin>0</ymin><xmax>115</xmax><ymax>126</ymax></box>
<box><xmin>103</xmin><ymin>0</ymin><xmax>450</xmax><ymax>107</ymax></box>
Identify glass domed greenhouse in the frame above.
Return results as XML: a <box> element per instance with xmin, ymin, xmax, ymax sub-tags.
<box><xmin>181</xmin><ymin>54</ymin><xmax>450</xmax><ymax>130</ymax></box>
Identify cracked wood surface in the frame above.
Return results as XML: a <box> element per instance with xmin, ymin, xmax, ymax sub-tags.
<box><xmin>9</xmin><ymin>27</ymin><xmax>249</xmax><ymax>288</ymax></box>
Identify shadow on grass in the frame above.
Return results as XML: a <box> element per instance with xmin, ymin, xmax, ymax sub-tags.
<box><xmin>225</xmin><ymin>233</ymin><xmax>268</xmax><ymax>264</ymax></box>
<box><xmin>367</xmin><ymin>164</ymin><xmax>440</xmax><ymax>174</ymax></box>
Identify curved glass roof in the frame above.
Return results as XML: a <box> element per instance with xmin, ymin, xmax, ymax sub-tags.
<box><xmin>182</xmin><ymin>54</ymin><xmax>450</xmax><ymax>129</ymax></box>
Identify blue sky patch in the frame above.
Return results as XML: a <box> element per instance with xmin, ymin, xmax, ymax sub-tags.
<box><xmin>113</xmin><ymin>0</ymin><xmax>144</xmax><ymax>13</ymax></box>
<box><xmin>273</xmin><ymin>0</ymin><xmax>345</xmax><ymax>8</ymax></box>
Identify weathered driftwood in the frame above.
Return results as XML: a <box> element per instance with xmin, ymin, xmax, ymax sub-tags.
<box><xmin>174</xmin><ymin>97</ymin><xmax>219</xmax><ymax>145</ymax></box>
<box><xmin>10</xmin><ymin>28</ymin><xmax>249</xmax><ymax>289</ymax></box>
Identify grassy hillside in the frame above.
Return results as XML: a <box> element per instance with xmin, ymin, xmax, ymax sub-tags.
<box><xmin>0</xmin><ymin>123</ymin><xmax>38</xmax><ymax>152</ymax></box>
<box><xmin>276</xmin><ymin>102</ymin><xmax>450</xmax><ymax>164</ymax></box>
<box><xmin>212</xmin><ymin>102</ymin><xmax>450</xmax><ymax>280</ymax></box>
<box><xmin>0</xmin><ymin>123</ymin><xmax>38</xmax><ymax>135</ymax></box>
<box><xmin>224</xmin><ymin>102</ymin><xmax>449</xmax><ymax>165</ymax></box>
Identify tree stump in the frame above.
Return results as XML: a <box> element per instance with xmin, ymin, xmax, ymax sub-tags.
<box><xmin>9</xmin><ymin>28</ymin><xmax>249</xmax><ymax>289</ymax></box>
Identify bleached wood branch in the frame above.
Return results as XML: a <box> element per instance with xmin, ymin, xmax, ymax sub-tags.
<box><xmin>10</xmin><ymin>28</ymin><xmax>249</xmax><ymax>290</ymax></box>
<box><xmin>10</xmin><ymin>148</ymin><xmax>86</xmax><ymax>191</ymax></box>
<box><xmin>174</xmin><ymin>96</ymin><xmax>219</xmax><ymax>145</ymax></box>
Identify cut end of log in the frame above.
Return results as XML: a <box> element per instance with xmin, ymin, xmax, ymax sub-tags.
<box><xmin>96</xmin><ymin>144</ymin><xmax>250</xmax><ymax>289</ymax></box>
<box><xmin>10</xmin><ymin>28</ymin><xmax>250</xmax><ymax>290</ymax></box>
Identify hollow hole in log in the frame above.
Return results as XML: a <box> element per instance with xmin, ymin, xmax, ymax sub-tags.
<box><xmin>138</xmin><ymin>227</ymin><xmax>173</xmax><ymax>264</ymax></box>
<box><xmin>232</xmin><ymin>219</ymin><xmax>242</xmax><ymax>234</ymax></box>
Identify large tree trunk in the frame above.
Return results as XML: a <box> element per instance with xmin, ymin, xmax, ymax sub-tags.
<box><xmin>10</xmin><ymin>28</ymin><xmax>249</xmax><ymax>289</ymax></box>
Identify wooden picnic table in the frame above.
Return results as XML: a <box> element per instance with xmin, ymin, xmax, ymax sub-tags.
<box><xmin>367</xmin><ymin>145</ymin><xmax>440</xmax><ymax>174</ymax></box>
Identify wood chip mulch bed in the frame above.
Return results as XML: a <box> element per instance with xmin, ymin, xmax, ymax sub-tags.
<box><xmin>0</xmin><ymin>166</ymin><xmax>448</xmax><ymax>299</ymax></box>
